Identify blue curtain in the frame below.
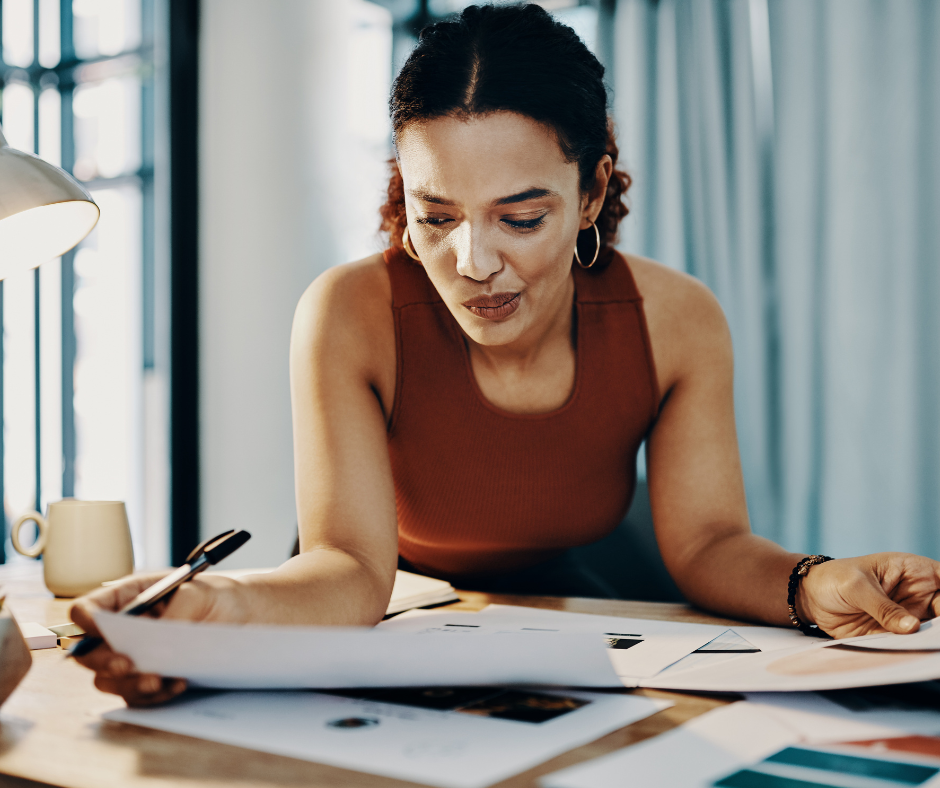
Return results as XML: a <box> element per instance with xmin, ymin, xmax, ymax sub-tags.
<box><xmin>611</xmin><ymin>0</ymin><xmax>940</xmax><ymax>559</ymax></box>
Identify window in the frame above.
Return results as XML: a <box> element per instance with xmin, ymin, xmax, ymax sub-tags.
<box><xmin>0</xmin><ymin>0</ymin><xmax>169</xmax><ymax>567</ymax></box>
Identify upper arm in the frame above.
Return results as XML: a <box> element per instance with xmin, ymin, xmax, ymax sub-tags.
<box><xmin>628</xmin><ymin>257</ymin><xmax>750</xmax><ymax>583</ymax></box>
<box><xmin>289</xmin><ymin>256</ymin><xmax>398</xmax><ymax>587</ymax></box>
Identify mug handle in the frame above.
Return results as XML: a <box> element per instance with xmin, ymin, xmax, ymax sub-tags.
<box><xmin>11</xmin><ymin>511</ymin><xmax>48</xmax><ymax>558</ymax></box>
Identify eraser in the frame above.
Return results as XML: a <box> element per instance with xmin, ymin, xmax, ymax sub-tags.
<box><xmin>19</xmin><ymin>622</ymin><xmax>58</xmax><ymax>650</ymax></box>
<box><xmin>57</xmin><ymin>635</ymin><xmax>86</xmax><ymax>650</ymax></box>
<box><xmin>48</xmin><ymin>622</ymin><xmax>85</xmax><ymax>638</ymax></box>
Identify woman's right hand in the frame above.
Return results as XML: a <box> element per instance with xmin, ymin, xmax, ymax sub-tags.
<box><xmin>69</xmin><ymin>571</ymin><xmax>246</xmax><ymax>707</ymax></box>
<box><xmin>69</xmin><ymin>573</ymin><xmax>187</xmax><ymax>706</ymax></box>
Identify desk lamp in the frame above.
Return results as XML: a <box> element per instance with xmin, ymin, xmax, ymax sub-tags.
<box><xmin>0</xmin><ymin>123</ymin><xmax>100</xmax><ymax>707</ymax></box>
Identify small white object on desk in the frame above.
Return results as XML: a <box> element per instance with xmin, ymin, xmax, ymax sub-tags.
<box><xmin>19</xmin><ymin>622</ymin><xmax>57</xmax><ymax>650</ymax></box>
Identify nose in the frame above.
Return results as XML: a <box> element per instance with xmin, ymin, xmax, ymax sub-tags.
<box><xmin>454</xmin><ymin>221</ymin><xmax>502</xmax><ymax>282</ymax></box>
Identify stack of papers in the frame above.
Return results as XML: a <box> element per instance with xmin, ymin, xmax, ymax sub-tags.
<box><xmin>92</xmin><ymin>604</ymin><xmax>940</xmax><ymax>788</ymax></box>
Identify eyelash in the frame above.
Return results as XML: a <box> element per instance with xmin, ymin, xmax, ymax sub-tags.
<box><xmin>414</xmin><ymin>214</ymin><xmax>548</xmax><ymax>231</ymax></box>
<box><xmin>503</xmin><ymin>215</ymin><xmax>546</xmax><ymax>230</ymax></box>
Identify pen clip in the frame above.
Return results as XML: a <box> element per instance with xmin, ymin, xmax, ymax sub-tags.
<box><xmin>185</xmin><ymin>530</ymin><xmax>234</xmax><ymax>563</ymax></box>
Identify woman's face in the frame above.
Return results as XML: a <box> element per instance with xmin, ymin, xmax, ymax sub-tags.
<box><xmin>396</xmin><ymin>112</ymin><xmax>597</xmax><ymax>349</ymax></box>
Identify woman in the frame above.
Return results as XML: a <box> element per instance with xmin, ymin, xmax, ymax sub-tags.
<box><xmin>73</xmin><ymin>3</ymin><xmax>940</xmax><ymax>707</ymax></box>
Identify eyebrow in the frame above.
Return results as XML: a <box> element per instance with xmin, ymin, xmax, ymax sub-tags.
<box><xmin>407</xmin><ymin>187</ymin><xmax>559</xmax><ymax>207</ymax></box>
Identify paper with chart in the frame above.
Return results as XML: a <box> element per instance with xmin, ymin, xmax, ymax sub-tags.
<box><xmin>380</xmin><ymin>605</ymin><xmax>728</xmax><ymax>685</ymax></box>
<box><xmin>380</xmin><ymin>604</ymin><xmax>806</xmax><ymax>685</ymax></box>
<box><xmin>540</xmin><ymin>701</ymin><xmax>802</xmax><ymax>788</ymax></box>
<box><xmin>106</xmin><ymin>686</ymin><xmax>670</xmax><ymax>788</ymax></box>
<box><xmin>93</xmin><ymin>609</ymin><xmax>621</xmax><ymax>689</ymax></box>
<box><xmin>541</xmin><ymin>696</ymin><xmax>940</xmax><ymax>788</ymax></box>
<box><xmin>643</xmin><ymin>636</ymin><xmax>940</xmax><ymax>692</ymax></box>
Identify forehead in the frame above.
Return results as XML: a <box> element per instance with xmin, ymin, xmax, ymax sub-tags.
<box><xmin>396</xmin><ymin>112</ymin><xmax>578</xmax><ymax>202</ymax></box>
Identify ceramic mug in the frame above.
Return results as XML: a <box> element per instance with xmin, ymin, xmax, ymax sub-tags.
<box><xmin>11</xmin><ymin>500</ymin><xmax>135</xmax><ymax>597</ymax></box>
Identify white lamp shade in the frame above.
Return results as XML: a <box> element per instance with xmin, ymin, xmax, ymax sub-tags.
<box><xmin>0</xmin><ymin>125</ymin><xmax>100</xmax><ymax>279</ymax></box>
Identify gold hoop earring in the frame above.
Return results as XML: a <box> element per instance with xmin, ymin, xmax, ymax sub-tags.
<box><xmin>401</xmin><ymin>226</ymin><xmax>422</xmax><ymax>262</ymax></box>
<box><xmin>574</xmin><ymin>221</ymin><xmax>601</xmax><ymax>269</ymax></box>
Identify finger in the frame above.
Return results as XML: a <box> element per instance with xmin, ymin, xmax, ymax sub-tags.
<box><xmin>126</xmin><ymin>679</ymin><xmax>187</xmax><ymax>708</ymax></box>
<box><xmin>854</xmin><ymin>576</ymin><xmax>921</xmax><ymax>634</ymax></box>
<box><xmin>75</xmin><ymin>646</ymin><xmax>132</xmax><ymax>677</ymax></box>
<box><xmin>70</xmin><ymin>572</ymin><xmax>171</xmax><ymax>634</ymax></box>
<box><xmin>930</xmin><ymin>590</ymin><xmax>940</xmax><ymax>620</ymax></box>
<box><xmin>94</xmin><ymin>675</ymin><xmax>187</xmax><ymax>706</ymax></box>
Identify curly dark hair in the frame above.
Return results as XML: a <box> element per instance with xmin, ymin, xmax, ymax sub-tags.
<box><xmin>379</xmin><ymin>3</ymin><xmax>631</xmax><ymax>268</ymax></box>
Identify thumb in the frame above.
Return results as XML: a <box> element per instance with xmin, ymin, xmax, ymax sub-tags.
<box><xmin>854</xmin><ymin>577</ymin><xmax>920</xmax><ymax>634</ymax></box>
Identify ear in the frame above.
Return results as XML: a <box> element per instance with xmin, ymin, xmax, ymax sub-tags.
<box><xmin>580</xmin><ymin>155</ymin><xmax>613</xmax><ymax>230</ymax></box>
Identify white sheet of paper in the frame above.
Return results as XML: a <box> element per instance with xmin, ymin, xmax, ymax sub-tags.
<box><xmin>837</xmin><ymin>617</ymin><xmax>940</xmax><ymax>651</ymax></box>
<box><xmin>642</xmin><ymin>638</ymin><xmax>940</xmax><ymax>692</ymax></box>
<box><xmin>542</xmin><ymin>691</ymin><xmax>940</xmax><ymax>788</ymax></box>
<box><xmin>743</xmin><ymin>691</ymin><xmax>940</xmax><ymax>740</ymax></box>
<box><xmin>106</xmin><ymin>687</ymin><xmax>670</xmax><ymax>788</ymax></box>
<box><xmin>540</xmin><ymin>701</ymin><xmax>800</xmax><ymax>788</ymax></box>
<box><xmin>94</xmin><ymin>610</ymin><xmax>622</xmax><ymax>689</ymax></box>
<box><xmin>381</xmin><ymin>605</ymin><xmax>725</xmax><ymax>684</ymax></box>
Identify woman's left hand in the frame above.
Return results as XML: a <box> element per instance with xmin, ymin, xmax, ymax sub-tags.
<box><xmin>799</xmin><ymin>552</ymin><xmax>940</xmax><ymax>639</ymax></box>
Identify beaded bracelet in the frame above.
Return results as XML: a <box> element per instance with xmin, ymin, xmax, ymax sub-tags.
<box><xmin>787</xmin><ymin>554</ymin><xmax>834</xmax><ymax>637</ymax></box>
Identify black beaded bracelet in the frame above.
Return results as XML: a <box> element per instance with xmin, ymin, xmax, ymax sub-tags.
<box><xmin>787</xmin><ymin>555</ymin><xmax>834</xmax><ymax>637</ymax></box>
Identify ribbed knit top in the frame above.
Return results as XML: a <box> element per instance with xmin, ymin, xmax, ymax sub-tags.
<box><xmin>384</xmin><ymin>246</ymin><xmax>660</xmax><ymax>579</ymax></box>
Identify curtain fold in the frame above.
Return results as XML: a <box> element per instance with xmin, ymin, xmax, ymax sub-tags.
<box><xmin>612</xmin><ymin>0</ymin><xmax>940</xmax><ymax>558</ymax></box>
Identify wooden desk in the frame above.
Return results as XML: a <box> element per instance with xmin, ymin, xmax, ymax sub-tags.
<box><xmin>0</xmin><ymin>563</ymin><xmax>744</xmax><ymax>788</ymax></box>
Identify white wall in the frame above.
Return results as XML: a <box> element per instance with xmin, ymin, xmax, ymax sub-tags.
<box><xmin>199</xmin><ymin>0</ymin><xmax>392</xmax><ymax>568</ymax></box>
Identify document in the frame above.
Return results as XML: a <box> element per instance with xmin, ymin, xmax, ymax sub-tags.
<box><xmin>380</xmin><ymin>605</ymin><xmax>727</xmax><ymax>685</ymax></box>
<box><xmin>838</xmin><ymin>617</ymin><xmax>940</xmax><ymax>651</ymax></box>
<box><xmin>744</xmin><ymin>690</ymin><xmax>940</xmax><ymax>740</ymax></box>
<box><xmin>708</xmin><ymin>741</ymin><xmax>940</xmax><ymax>787</ymax></box>
<box><xmin>106</xmin><ymin>687</ymin><xmax>670</xmax><ymax>788</ymax></box>
<box><xmin>542</xmin><ymin>694</ymin><xmax>940</xmax><ymax>788</ymax></box>
<box><xmin>642</xmin><ymin>638</ymin><xmax>940</xmax><ymax>693</ymax></box>
<box><xmin>93</xmin><ymin>610</ymin><xmax>622</xmax><ymax>689</ymax></box>
<box><xmin>541</xmin><ymin>702</ymin><xmax>800</xmax><ymax>788</ymax></box>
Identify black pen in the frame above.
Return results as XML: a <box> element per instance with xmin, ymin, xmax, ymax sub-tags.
<box><xmin>68</xmin><ymin>529</ymin><xmax>251</xmax><ymax>659</ymax></box>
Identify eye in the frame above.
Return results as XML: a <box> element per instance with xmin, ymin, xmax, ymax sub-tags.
<box><xmin>502</xmin><ymin>214</ymin><xmax>547</xmax><ymax>231</ymax></box>
<box><xmin>414</xmin><ymin>216</ymin><xmax>453</xmax><ymax>227</ymax></box>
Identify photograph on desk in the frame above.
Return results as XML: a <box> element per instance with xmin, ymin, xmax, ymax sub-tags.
<box><xmin>105</xmin><ymin>686</ymin><xmax>669</xmax><ymax>788</ymax></box>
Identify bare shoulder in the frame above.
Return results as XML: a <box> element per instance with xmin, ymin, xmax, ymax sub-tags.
<box><xmin>294</xmin><ymin>252</ymin><xmax>391</xmax><ymax>328</ymax></box>
<box><xmin>291</xmin><ymin>253</ymin><xmax>395</xmax><ymax>397</ymax></box>
<box><xmin>624</xmin><ymin>254</ymin><xmax>732</xmax><ymax>395</ymax></box>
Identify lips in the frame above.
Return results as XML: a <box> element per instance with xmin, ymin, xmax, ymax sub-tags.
<box><xmin>462</xmin><ymin>292</ymin><xmax>521</xmax><ymax>320</ymax></box>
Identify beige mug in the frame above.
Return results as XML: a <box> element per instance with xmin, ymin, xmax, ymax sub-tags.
<box><xmin>11</xmin><ymin>500</ymin><xmax>135</xmax><ymax>597</ymax></box>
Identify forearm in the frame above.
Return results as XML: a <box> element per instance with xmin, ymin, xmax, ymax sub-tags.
<box><xmin>671</xmin><ymin>529</ymin><xmax>805</xmax><ymax>626</ymax></box>
<box><xmin>233</xmin><ymin>547</ymin><xmax>394</xmax><ymax>627</ymax></box>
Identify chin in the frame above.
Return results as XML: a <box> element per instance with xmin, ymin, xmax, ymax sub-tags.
<box><xmin>454</xmin><ymin>312</ymin><xmax>525</xmax><ymax>347</ymax></box>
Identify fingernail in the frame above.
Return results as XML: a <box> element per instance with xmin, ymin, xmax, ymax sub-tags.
<box><xmin>139</xmin><ymin>675</ymin><xmax>161</xmax><ymax>694</ymax></box>
<box><xmin>172</xmin><ymin>680</ymin><xmax>186</xmax><ymax>694</ymax></box>
<box><xmin>902</xmin><ymin>616</ymin><xmax>918</xmax><ymax>630</ymax></box>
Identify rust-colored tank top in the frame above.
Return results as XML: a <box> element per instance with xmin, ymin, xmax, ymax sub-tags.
<box><xmin>384</xmin><ymin>246</ymin><xmax>660</xmax><ymax>579</ymax></box>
